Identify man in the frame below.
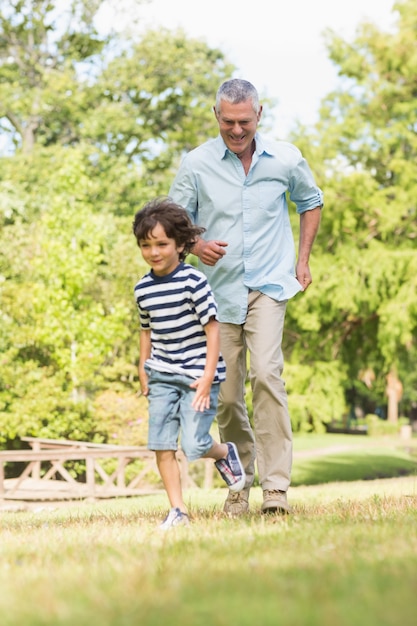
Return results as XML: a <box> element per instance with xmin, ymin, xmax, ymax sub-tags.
<box><xmin>169</xmin><ymin>79</ymin><xmax>323</xmax><ymax>515</ymax></box>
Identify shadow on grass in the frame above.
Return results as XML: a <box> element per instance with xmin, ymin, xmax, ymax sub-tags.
<box><xmin>292</xmin><ymin>449</ymin><xmax>417</xmax><ymax>486</ymax></box>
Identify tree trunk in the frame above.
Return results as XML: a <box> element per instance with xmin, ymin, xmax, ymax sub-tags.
<box><xmin>22</xmin><ymin>118</ymin><xmax>39</xmax><ymax>154</ymax></box>
<box><xmin>386</xmin><ymin>369</ymin><xmax>403</xmax><ymax>423</ymax></box>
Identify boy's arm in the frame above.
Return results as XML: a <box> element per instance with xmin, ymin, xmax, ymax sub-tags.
<box><xmin>190</xmin><ymin>317</ymin><xmax>219</xmax><ymax>412</ymax></box>
<box><xmin>138</xmin><ymin>328</ymin><xmax>151</xmax><ymax>396</ymax></box>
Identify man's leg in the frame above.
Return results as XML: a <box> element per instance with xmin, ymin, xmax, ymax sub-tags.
<box><xmin>217</xmin><ymin>322</ymin><xmax>256</xmax><ymax>485</ymax></box>
<box><xmin>217</xmin><ymin>322</ymin><xmax>255</xmax><ymax>514</ymax></box>
<box><xmin>244</xmin><ymin>292</ymin><xmax>292</xmax><ymax>511</ymax></box>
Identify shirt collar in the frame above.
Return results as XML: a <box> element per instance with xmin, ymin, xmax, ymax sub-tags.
<box><xmin>254</xmin><ymin>133</ymin><xmax>274</xmax><ymax>157</ymax></box>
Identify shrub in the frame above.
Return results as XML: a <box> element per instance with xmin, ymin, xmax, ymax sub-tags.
<box><xmin>365</xmin><ymin>414</ymin><xmax>409</xmax><ymax>437</ymax></box>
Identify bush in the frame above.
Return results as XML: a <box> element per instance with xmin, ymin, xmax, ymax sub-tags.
<box><xmin>365</xmin><ymin>414</ymin><xmax>409</xmax><ymax>437</ymax></box>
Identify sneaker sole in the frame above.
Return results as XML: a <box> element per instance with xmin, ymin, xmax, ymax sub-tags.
<box><xmin>261</xmin><ymin>504</ymin><xmax>291</xmax><ymax>515</ymax></box>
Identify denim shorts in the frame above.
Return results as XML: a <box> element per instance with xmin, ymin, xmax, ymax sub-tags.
<box><xmin>145</xmin><ymin>367</ymin><xmax>220</xmax><ymax>461</ymax></box>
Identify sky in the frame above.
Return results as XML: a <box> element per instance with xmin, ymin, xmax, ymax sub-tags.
<box><xmin>100</xmin><ymin>0</ymin><xmax>398</xmax><ymax>138</ymax></box>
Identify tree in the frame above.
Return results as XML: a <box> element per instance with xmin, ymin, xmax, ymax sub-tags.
<box><xmin>0</xmin><ymin>1</ymin><xmax>237</xmax><ymax>449</ymax></box>
<box><xmin>0</xmin><ymin>0</ymin><xmax>235</xmax><ymax>211</ymax></box>
<box><xmin>0</xmin><ymin>0</ymin><xmax>110</xmax><ymax>153</ymax></box>
<box><xmin>79</xmin><ymin>27</ymin><xmax>233</xmax><ymax>203</ymax></box>
<box><xmin>285</xmin><ymin>0</ymin><xmax>417</xmax><ymax>427</ymax></box>
<box><xmin>0</xmin><ymin>145</ymin><xmax>137</xmax><ymax>443</ymax></box>
<box><xmin>0</xmin><ymin>1</ymin><xmax>233</xmax><ymax>167</ymax></box>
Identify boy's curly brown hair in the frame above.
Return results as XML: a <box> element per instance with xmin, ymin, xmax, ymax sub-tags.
<box><xmin>132</xmin><ymin>197</ymin><xmax>205</xmax><ymax>261</ymax></box>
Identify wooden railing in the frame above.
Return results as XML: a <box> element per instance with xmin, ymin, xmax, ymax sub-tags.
<box><xmin>0</xmin><ymin>437</ymin><xmax>214</xmax><ymax>501</ymax></box>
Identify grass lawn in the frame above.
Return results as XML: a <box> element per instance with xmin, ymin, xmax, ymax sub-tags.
<box><xmin>292</xmin><ymin>432</ymin><xmax>417</xmax><ymax>485</ymax></box>
<box><xmin>0</xmin><ymin>434</ymin><xmax>416</xmax><ymax>626</ymax></box>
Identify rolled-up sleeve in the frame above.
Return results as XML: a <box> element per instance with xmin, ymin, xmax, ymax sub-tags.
<box><xmin>288</xmin><ymin>158</ymin><xmax>323</xmax><ymax>214</ymax></box>
<box><xmin>169</xmin><ymin>159</ymin><xmax>199</xmax><ymax>221</ymax></box>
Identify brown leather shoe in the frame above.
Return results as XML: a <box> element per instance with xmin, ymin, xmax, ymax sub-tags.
<box><xmin>223</xmin><ymin>488</ymin><xmax>250</xmax><ymax>516</ymax></box>
<box><xmin>261</xmin><ymin>489</ymin><xmax>291</xmax><ymax>514</ymax></box>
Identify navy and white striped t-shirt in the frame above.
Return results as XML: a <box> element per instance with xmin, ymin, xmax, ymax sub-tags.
<box><xmin>134</xmin><ymin>262</ymin><xmax>226</xmax><ymax>382</ymax></box>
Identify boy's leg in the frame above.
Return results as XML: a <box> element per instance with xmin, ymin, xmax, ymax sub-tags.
<box><xmin>204</xmin><ymin>441</ymin><xmax>228</xmax><ymax>460</ymax></box>
<box><xmin>211</xmin><ymin>441</ymin><xmax>246</xmax><ymax>493</ymax></box>
<box><xmin>155</xmin><ymin>449</ymin><xmax>187</xmax><ymax>513</ymax></box>
<box><xmin>205</xmin><ymin>441</ymin><xmax>246</xmax><ymax>492</ymax></box>
<box><xmin>179</xmin><ymin>379</ymin><xmax>219</xmax><ymax>461</ymax></box>
<box><xmin>146</xmin><ymin>369</ymin><xmax>187</xmax><ymax>520</ymax></box>
<box><xmin>182</xmin><ymin>383</ymin><xmax>246</xmax><ymax>493</ymax></box>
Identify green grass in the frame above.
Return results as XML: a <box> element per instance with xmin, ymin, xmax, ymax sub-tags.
<box><xmin>292</xmin><ymin>435</ymin><xmax>417</xmax><ymax>486</ymax></box>
<box><xmin>293</xmin><ymin>433</ymin><xmax>371</xmax><ymax>451</ymax></box>
<box><xmin>1</xmin><ymin>435</ymin><xmax>416</xmax><ymax>626</ymax></box>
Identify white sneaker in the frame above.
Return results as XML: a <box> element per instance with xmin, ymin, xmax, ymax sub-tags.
<box><xmin>159</xmin><ymin>507</ymin><xmax>190</xmax><ymax>530</ymax></box>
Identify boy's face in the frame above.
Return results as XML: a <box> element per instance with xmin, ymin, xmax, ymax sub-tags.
<box><xmin>139</xmin><ymin>222</ymin><xmax>184</xmax><ymax>276</ymax></box>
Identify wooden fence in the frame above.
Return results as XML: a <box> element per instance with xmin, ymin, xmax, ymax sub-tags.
<box><xmin>0</xmin><ymin>437</ymin><xmax>214</xmax><ymax>502</ymax></box>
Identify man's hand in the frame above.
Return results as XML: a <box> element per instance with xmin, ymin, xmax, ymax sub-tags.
<box><xmin>297</xmin><ymin>207</ymin><xmax>321</xmax><ymax>291</ymax></box>
<box><xmin>295</xmin><ymin>261</ymin><xmax>313</xmax><ymax>291</ymax></box>
<box><xmin>193</xmin><ymin>239</ymin><xmax>228</xmax><ymax>266</ymax></box>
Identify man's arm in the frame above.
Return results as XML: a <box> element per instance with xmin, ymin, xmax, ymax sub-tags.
<box><xmin>170</xmin><ymin>162</ymin><xmax>228</xmax><ymax>266</ymax></box>
<box><xmin>296</xmin><ymin>207</ymin><xmax>321</xmax><ymax>291</ymax></box>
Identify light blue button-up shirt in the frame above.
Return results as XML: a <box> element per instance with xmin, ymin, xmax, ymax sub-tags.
<box><xmin>169</xmin><ymin>133</ymin><xmax>323</xmax><ymax>324</ymax></box>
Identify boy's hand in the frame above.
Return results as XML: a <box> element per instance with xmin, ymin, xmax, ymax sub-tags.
<box><xmin>190</xmin><ymin>376</ymin><xmax>212</xmax><ymax>412</ymax></box>
<box><xmin>139</xmin><ymin>368</ymin><xmax>149</xmax><ymax>397</ymax></box>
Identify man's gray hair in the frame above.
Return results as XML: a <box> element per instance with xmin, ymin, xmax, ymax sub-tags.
<box><xmin>216</xmin><ymin>79</ymin><xmax>260</xmax><ymax>114</ymax></box>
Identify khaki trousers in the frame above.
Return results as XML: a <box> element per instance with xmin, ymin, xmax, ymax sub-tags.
<box><xmin>217</xmin><ymin>291</ymin><xmax>292</xmax><ymax>492</ymax></box>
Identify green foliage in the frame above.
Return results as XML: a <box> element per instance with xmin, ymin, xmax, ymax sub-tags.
<box><xmin>93</xmin><ymin>389</ymin><xmax>149</xmax><ymax>446</ymax></box>
<box><xmin>0</xmin><ymin>0</ymin><xmax>108</xmax><ymax>152</ymax></box>
<box><xmin>86</xmin><ymin>28</ymin><xmax>232</xmax><ymax>161</ymax></box>
<box><xmin>286</xmin><ymin>0</ymin><xmax>417</xmax><ymax>426</ymax></box>
<box><xmin>365</xmin><ymin>413</ymin><xmax>410</xmax><ymax>437</ymax></box>
<box><xmin>0</xmin><ymin>0</ymin><xmax>234</xmax><ymax>188</ymax></box>
<box><xmin>1</xmin><ymin>0</ymin><xmax>416</xmax><ymax>443</ymax></box>
<box><xmin>0</xmin><ymin>146</ymin><xmax>142</xmax><ymax>445</ymax></box>
<box><xmin>0</xmin><ymin>0</ymin><xmax>238</xmax><ymax>450</ymax></box>
<box><xmin>285</xmin><ymin>361</ymin><xmax>347</xmax><ymax>433</ymax></box>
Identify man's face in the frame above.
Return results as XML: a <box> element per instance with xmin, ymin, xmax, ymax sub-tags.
<box><xmin>214</xmin><ymin>99</ymin><xmax>262</xmax><ymax>159</ymax></box>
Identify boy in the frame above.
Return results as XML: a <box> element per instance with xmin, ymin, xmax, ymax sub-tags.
<box><xmin>132</xmin><ymin>197</ymin><xmax>246</xmax><ymax>529</ymax></box>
